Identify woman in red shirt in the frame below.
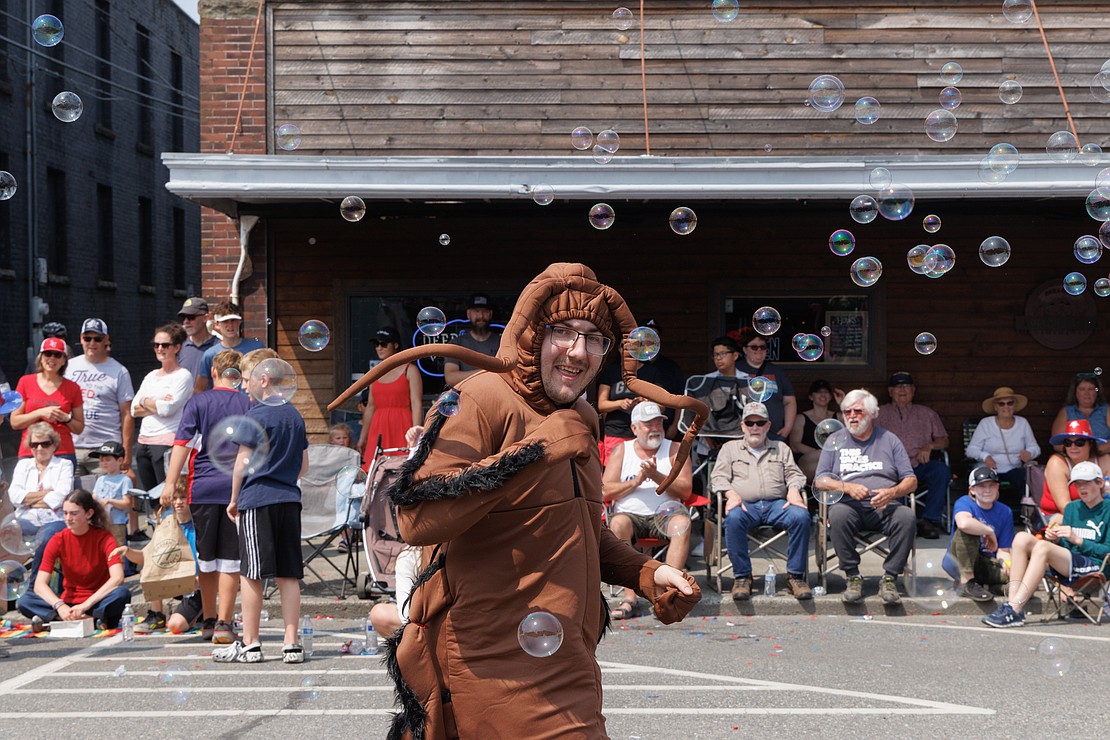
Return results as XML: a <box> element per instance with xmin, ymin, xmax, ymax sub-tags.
<box><xmin>9</xmin><ymin>337</ymin><xmax>85</xmax><ymax>465</ymax></box>
<box><xmin>16</xmin><ymin>489</ymin><xmax>132</xmax><ymax>631</ymax></box>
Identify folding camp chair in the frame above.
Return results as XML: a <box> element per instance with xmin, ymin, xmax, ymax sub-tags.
<box><xmin>285</xmin><ymin>444</ymin><xmax>362</xmax><ymax>599</ymax></box>
<box><xmin>815</xmin><ymin>495</ymin><xmax>917</xmax><ymax>592</ymax></box>
<box><xmin>1043</xmin><ymin>554</ymin><xmax>1110</xmax><ymax>625</ymax></box>
<box><xmin>705</xmin><ymin>487</ymin><xmax>792</xmax><ymax>593</ymax></box>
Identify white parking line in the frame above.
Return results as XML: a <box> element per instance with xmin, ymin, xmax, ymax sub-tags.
<box><xmin>854</xmin><ymin>618</ymin><xmax>1110</xmax><ymax>643</ymax></box>
<box><xmin>58</xmin><ymin>669</ymin><xmax>386</xmax><ymax>676</ymax></box>
<box><xmin>0</xmin><ymin>634</ymin><xmax>123</xmax><ymax>693</ymax></box>
<box><xmin>0</xmin><ymin>710</ymin><xmax>394</xmax><ymax>718</ymax></box>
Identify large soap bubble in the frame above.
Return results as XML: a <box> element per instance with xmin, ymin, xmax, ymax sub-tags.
<box><xmin>627</xmin><ymin>326</ymin><xmax>661</xmax><ymax>362</ymax></box>
<box><xmin>987</xmin><ymin>143</ymin><xmax>1020</xmax><ymax>174</ymax></box>
<box><xmin>850</xmin><ymin>256</ymin><xmax>883</xmax><ymax>287</ymax></box>
<box><xmin>807</xmin><ymin>75</ymin><xmax>845</xmax><ymax>113</ymax></box>
<box><xmin>669</xmin><ymin>207</ymin><xmax>697</xmax><ymax>235</ymax></box>
<box><xmin>812</xmin><ymin>473</ymin><xmax>844</xmax><ymax>505</ymax></box>
<box><xmin>1095</xmin><ymin>278</ymin><xmax>1110</xmax><ymax>297</ymax></box>
<box><xmin>939</xmin><ymin>61</ymin><xmax>963</xmax><ymax>85</ymax></box>
<box><xmin>589</xmin><ymin>203</ymin><xmax>615</xmax><ymax>230</ymax></box>
<box><xmin>596</xmin><ymin>129</ymin><xmax>620</xmax><ymax>154</ymax></box>
<box><xmin>712</xmin><ymin>0</ymin><xmax>740</xmax><ymax>22</ymax></box>
<box><xmin>925</xmin><ymin>109</ymin><xmax>958</xmax><ymax>142</ymax></box>
<box><xmin>907</xmin><ymin>245</ymin><xmax>937</xmax><ymax>274</ymax></box>
<box><xmin>655</xmin><ymin>499</ymin><xmax>690</xmax><ymax>538</ymax></box>
<box><xmin>814</xmin><ymin>418</ymin><xmax>844</xmax><ymax>450</ymax></box>
<box><xmin>979</xmin><ymin>236</ymin><xmax>1011</xmax><ymax>267</ymax></box>
<box><xmin>340</xmin><ymin>196</ymin><xmax>366</xmax><ymax>222</ymax></box>
<box><xmin>850</xmin><ymin>195</ymin><xmax>878</xmax><ymax>224</ymax></box>
<box><xmin>877</xmin><ymin>184</ymin><xmax>914</xmax><ymax>221</ymax></box>
<box><xmin>251</xmin><ymin>357</ymin><xmax>298</xmax><ymax>406</ymax></box>
<box><xmin>999</xmin><ymin>80</ymin><xmax>1023</xmax><ymax>104</ymax></box>
<box><xmin>32</xmin><ymin>14</ymin><xmax>64</xmax><ymax>47</ymax></box>
<box><xmin>854</xmin><ymin>97</ymin><xmax>880</xmax><ymax>125</ymax></box>
<box><xmin>51</xmin><ymin>92</ymin><xmax>83</xmax><ymax>122</ymax></box>
<box><xmin>0</xmin><ymin>171</ymin><xmax>17</xmax><ymax>201</ymax></box>
<box><xmin>1064</xmin><ymin>272</ymin><xmax>1087</xmax><ymax>296</ymax></box>
<box><xmin>1046</xmin><ymin>131</ymin><xmax>1079</xmax><ymax>163</ymax></box>
<box><xmin>275</xmin><ymin>123</ymin><xmax>301</xmax><ymax>151</ymax></box>
<box><xmin>518</xmin><ymin>611</ymin><xmax>564</xmax><ymax>657</ymax></box>
<box><xmin>939</xmin><ymin>87</ymin><xmax>962</xmax><ymax>110</ymax></box>
<box><xmin>531</xmin><ymin>184</ymin><xmax>554</xmax><ymax>206</ymax></box>
<box><xmin>205</xmin><ymin>415</ymin><xmax>271</xmax><ymax>476</ymax></box>
<box><xmin>914</xmin><ymin>332</ymin><xmax>938</xmax><ymax>355</ymax></box>
<box><xmin>436</xmin><ymin>389</ymin><xmax>461</xmax><ymax>418</ymax></box>
<box><xmin>0</xmin><ymin>514</ymin><xmax>34</xmax><ymax>558</ymax></box>
<box><xmin>298</xmin><ymin>320</ymin><xmax>330</xmax><ymax>352</ymax></box>
<box><xmin>1037</xmin><ymin>637</ymin><xmax>1071</xmax><ymax>677</ymax></box>
<box><xmin>752</xmin><ymin>306</ymin><xmax>781</xmax><ymax>336</ymax></box>
<box><xmin>416</xmin><ymin>306</ymin><xmax>447</xmax><ymax>336</ymax></box>
<box><xmin>0</xmin><ymin>389</ymin><xmax>23</xmax><ymax>414</ymax></box>
<box><xmin>868</xmin><ymin>167</ymin><xmax>892</xmax><ymax>190</ymax></box>
<box><xmin>747</xmin><ymin>376</ymin><xmax>773</xmax><ymax>403</ymax></box>
<box><xmin>0</xmin><ymin>560</ymin><xmax>29</xmax><ymax>601</ymax></box>
<box><xmin>829</xmin><ymin>229</ymin><xmax>855</xmax><ymax>256</ymax></box>
<box><xmin>796</xmin><ymin>334</ymin><xmax>824</xmax><ymax>362</ymax></box>
<box><xmin>612</xmin><ymin>7</ymin><xmax>634</xmax><ymax>30</ymax></box>
<box><xmin>1003</xmin><ymin>0</ymin><xmax>1033</xmax><ymax>23</ymax></box>
<box><xmin>1074</xmin><ymin>235</ymin><xmax>1103</xmax><ymax>265</ymax></box>
<box><xmin>570</xmin><ymin>127</ymin><xmax>593</xmax><ymax>151</ymax></box>
<box><xmin>1087</xmin><ymin>190</ymin><xmax>1110</xmax><ymax>222</ymax></box>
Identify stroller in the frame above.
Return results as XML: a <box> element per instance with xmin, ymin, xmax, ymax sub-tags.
<box><xmin>356</xmin><ymin>443</ymin><xmax>409</xmax><ymax>599</ymax></box>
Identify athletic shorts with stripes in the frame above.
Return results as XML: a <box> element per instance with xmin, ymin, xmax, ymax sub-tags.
<box><xmin>238</xmin><ymin>502</ymin><xmax>304</xmax><ymax>581</ymax></box>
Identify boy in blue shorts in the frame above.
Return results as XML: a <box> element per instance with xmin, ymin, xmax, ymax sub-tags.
<box><xmin>984</xmin><ymin>461</ymin><xmax>1110</xmax><ymax>628</ymax></box>
<box><xmin>164</xmin><ymin>349</ymin><xmax>251</xmax><ymax>644</ymax></box>
<box><xmin>942</xmin><ymin>466</ymin><xmax>1014</xmax><ymax>603</ymax></box>
<box><xmin>214</xmin><ymin>355</ymin><xmax>309</xmax><ymax>664</ymax></box>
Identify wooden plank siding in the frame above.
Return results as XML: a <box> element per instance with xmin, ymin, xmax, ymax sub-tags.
<box><xmin>270</xmin><ymin>1</ymin><xmax>1110</xmax><ymax>157</ymax></box>
<box><xmin>272</xmin><ymin>198</ymin><xmax>1110</xmax><ymax>462</ymax></box>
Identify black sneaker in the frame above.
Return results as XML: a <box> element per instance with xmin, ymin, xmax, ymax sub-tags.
<box><xmin>133</xmin><ymin>610</ymin><xmax>166</xmax><ymax>634</ymax></box>
<box><xmin>128</xmin><ymin>531</ymin><xmax>150</xmax><ymax>544</ymax></box>
<box><xmin>956</xmin><ymin>580</ymin><xmax>995</xmax><ymax>603</ymax></box>
<box><xmin>200</xmin><ymin>617</ymin><xmax>217</xmax><ymax>641</ymax></box>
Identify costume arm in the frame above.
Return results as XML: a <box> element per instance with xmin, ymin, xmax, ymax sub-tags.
<box><xmin>598</xmin><ymin>524</ymin><xmax>651</xmax><ymax>589</ymax></box>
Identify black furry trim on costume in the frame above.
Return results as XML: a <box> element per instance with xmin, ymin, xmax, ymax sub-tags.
<box><xmin>384</xmin><ymin>629</ymin><xmax>426</xmax><ymax>740</ymax></box>
<box><xmin>402</xmin><ymin>545</ymin><xmax>444</xmax><ymax>618</ymax></box>
<box><xmin>387</xmin><ymin>405</ymin><xmax>450</xmax><ymax>507</ymax></box>
<box><xmin>390</xmin><ymin>437</ymin><xmax>547</xmax><ymax>507</ymax></box>
<box><xmin>598</xmin><ymin>590</ymin><xmax>613</xmax><ymax>644</ymax></box>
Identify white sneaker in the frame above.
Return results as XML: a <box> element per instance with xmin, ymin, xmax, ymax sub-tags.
<box><xmin>212</xmin><ymin>640</ymin><xmax>263</xmax><ymax>663</ymax></box>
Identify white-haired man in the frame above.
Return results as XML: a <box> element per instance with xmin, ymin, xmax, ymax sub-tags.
<box><xmin>815</xmin><ymin>388</ymin><xmax>918</xmax><ymax>604</ymax></box>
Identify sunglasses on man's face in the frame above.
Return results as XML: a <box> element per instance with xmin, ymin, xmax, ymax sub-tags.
<box><xmin>746</xmin><ymin>344</ymin><xmax>768</xmax><ymax>351</ymax></box>
<box><xmin>81</xmin><ymin>335</ymin><xmax>105</xmax><ymax>343</ymax></box>
<box><xmin>742</xmin><ymin>419</ymin><xmax>769</xmax><ymax>428</ymax></box>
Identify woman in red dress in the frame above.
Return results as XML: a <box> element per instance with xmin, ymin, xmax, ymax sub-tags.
<box><xmin>358</xmin><ymin>327</ymin><xmax>423</xmax><ymax>466</ymax></box>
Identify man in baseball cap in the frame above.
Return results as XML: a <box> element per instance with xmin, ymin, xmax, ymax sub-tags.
<box><xmin>943</xmin><ymin>465</ymin><xmax>1012</xmax><ymax>603</ymax></box>
<box><xmin>194</xmin><ymin>300</ymin><xmax>263</xmax><ymax>393</ymax></box>
<box><xmin>66</xmin><ymin>317</ymin><xmax>136</xmax><ymax>478</ymax></box>
<box><xmin>444</xmin><ymin>293</ymin><xmax>501</xmax><ymax>386</ymax></box>
<box><xmin>177</xmin><ymin>297</ymin><xmax>217</xmax><ymax>380</ymax></box>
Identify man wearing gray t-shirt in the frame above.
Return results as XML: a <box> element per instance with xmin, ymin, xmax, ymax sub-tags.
<box><xmin>444</xmin><ymin>293</ymin><xmax>501</xmax><ymax>386</ymax></box>
<box><xmin>815</xmin><ymin>388</ymin><xmax>917</xmax><ymax>605</ymax></box>
<box><xmin>66</xmin><ymin>318</ymin><xmax>136</xmax><ymax>476</ymax></box>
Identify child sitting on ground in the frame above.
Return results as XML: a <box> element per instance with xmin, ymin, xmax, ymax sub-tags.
<box><xmin>943</xmin><ymin>466</ymin><xmax>1014</xmax><ymax>603</ymax></box>
<box><xmin>90</xmin><ymin>441</ymin><xmax>133</xmax><ymax>547</ymax></box>
<box><xmin>114</xmin><ymin>479</ymin><xmax>202</xmax><ymax>635</ymax></box>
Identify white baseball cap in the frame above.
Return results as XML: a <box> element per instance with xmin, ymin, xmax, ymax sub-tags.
<box><xmin>631</xmin><ymin>401</ymin><xmax>666</xmax><ymax>424</ymax></box>
<box><xmin>1069</xmin><ymin>461</ymin><xmax>1103</xmax><ymax>484</ymax></box>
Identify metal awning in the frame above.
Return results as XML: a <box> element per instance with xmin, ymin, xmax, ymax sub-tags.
<box><xmin>163</xmin><ymin>152</ymin><xmax>1104</xmax><ymax>217</ymax></box>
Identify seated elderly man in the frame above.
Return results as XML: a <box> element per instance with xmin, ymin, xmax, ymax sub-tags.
<box><xmin>816</xmin><ymin>389</ymin><xmax>918</xmax><ymax>604</ymax></box>
<box><xmin>603</xmin><ymin>401</ymin><xmax>694</xmax><ymax>619</ymax></box>
<box><xmin>711</xmin><ymin>402</ymin><xmax>811</xmax><ymax>600</ymax></box>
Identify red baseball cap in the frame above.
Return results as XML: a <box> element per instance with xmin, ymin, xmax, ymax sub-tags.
<box><xmin>40</xmin><ymin>337</ymin><xmax>66</xmax><ymax>354</ymax></box>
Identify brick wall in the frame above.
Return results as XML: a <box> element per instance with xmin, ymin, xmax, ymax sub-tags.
<box><xmin>199</xmin><ymin>0</ymin><xmax>269</xmax><ymax>338</ymax></box>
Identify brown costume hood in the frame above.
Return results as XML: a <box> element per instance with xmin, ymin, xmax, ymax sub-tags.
<box><xmin>330</xmin><ymin>262</ymin><xmax>707</xmax><ymax>490</ymax></box>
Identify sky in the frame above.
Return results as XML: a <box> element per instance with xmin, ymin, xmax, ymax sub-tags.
<box><xmin>170</xmin><ymin>0</ymin><xmax>200</xmax><ymax>23</ymax></box>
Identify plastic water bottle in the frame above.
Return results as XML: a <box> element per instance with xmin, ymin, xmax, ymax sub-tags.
<box><xmin>300</xmin><ymin>615</ymin><xmax>314</xmax><ymax>657</ymax></box>
<box><xmin>120</xmin><ymin>604</ymin><xmax>135</xmax><ymax>642</ymax></box>
<box><xmin>764</xmin><ymin>562</ymin><xmax>777</xmax><ymax>597</ymax></box>
<box><xmin>363</xmin><ymin>617</ymin><xmax>379</xmax><ymax>656</ymax></box>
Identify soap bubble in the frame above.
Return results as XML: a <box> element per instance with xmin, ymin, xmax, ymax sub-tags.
<box><xmin>763</xmin><ymin>144</ymin><xmax>773</xmax><ymax>153</ymax></box>
<box><xmin>939</xmin><ymin>62</ymin><xmax>963</xmax><ymax>85</ymax></box>
<box><xmin>747</xmin><ymin>376</ymin><xmax>773</xmax><ymax>403</ymax></box>
<box><xmin>914</xmin><ymin>332</ymin><xmax>938</xmax><ymax>355</ymax></box>
<box><xmin>335</xmin><ymin>465</ymin><xmax>367</xmax><ymax>497</ymax></box>
<box><xmin>1087</xmin><ymin>190</ymin><xmax>1110</xmax><ymax>222</ymax></box>
<box><xmin>814</xmin><ymin>419</ymin><xmax>844</xmax><ymax>450</ymax></box>
<box><xmin>655</xmin><ymin>499</ymin><xmax>690</xmax><ymax>538</ymax></box>
<box><xmin>979</xmin><ymin>157</ymin><xmax>1008</xmax><ymax>185</ymax></box>
<box><xmin>807</xmin><ymin>75</ymin><xmax>845</xmax><ymax>113</ymax></box>
<box><xmin>1101</xmin><ymin>221</ymin><xmax>1110</xmax><ymax>248</ymax></box>
<box><xmin>820</xmin><ymin>325</ymin><xmax>831</xmax><ymax>337</ymax></box>
<box><xmin>589</xmin><ymin>203</ymin><xmax>615</xmax><ymax>230</ymax></box>
<box><xmin>987</xmin><ymin>143</ymin><xmax>1020</xmax><ymax>174</ymax></box>
<box><xmin>669</xmin><ymin>207</ymin><xmax>697</xmax><ymax>235</ymax></box>
<box><xmin>612</xmin><ymin>7</ymin><xmax>634</xmax><ymax>30</ymax></box>
<box><xmin>979</xmin><ymin>236</ymin><xmax>1012</xmax><ymax>267</ymax></box>
<box><xmin>0</xmin><ymin>560</ymin><xmax>29</xmax><ymax>601</ymax></box>
<box><xmin>252</xmin><ymin>358</ymin><xmax>298</xmax><ymax>406</ymax></box>
<box><xmin>925</xmin><ymin>110</ymin><xmax>958</xmax><ymax>142</ymax></box>
<box><xmin>340</xmin><ymin>196</ymin><xmax>366</xmax><ymax>222</ymax></box>
<box><xmin>829</xmin><ymin>229</ymin><xmax>856</xmax><ymax>256</ymax></box>
<box><xmin>922</xmin><ymin>214</ymin><xmax>941</xmax><ymax>233</ymax></box>
<box><xmin>791</xmin><ymin>333</ymin><xmax>807</xmax><ymax>351</ymax></box>
<box><xmin>868</xmin><ymin>167</ymin><xmax>892</xmax><ymax>190</ymax></box>
<box><xmin>939</xmin><ymin>87</ymin><xmax>962</xmax><ymax>110</ymax></box>
<box><xmin>518</xmin><ymin>611</ymin><xmax>564</xmax><ymax>657</ymax></box>
<box><xmin>275</xmin><ymin>123</ymin><xmax>301</xmax><ymax>151</ymax></box>
<box><xmin>438</xmin><ymin>233</ymin><xmax>451</xmax><ymax>246</ymax></box>
<box><xmin>1094</xmin><ymin>278</ymin><xmax>1110</xmax><ymax>297</ymax></box>
<box><xmin>925</xmin><ymin>244</ymin><xmax>956</xmax><ymax>277</ymax></box>
<box><xmin>298</xmin><ymin>675</ymin><xmax>322</xmax><ymax>700</ymax></box>
<box><xmin>1046</xmin><ymin>131</ymin><xmax>1079</xmax><ymax>163</ymax></box>
<box><xmin>911</xmin><ymin>559</ymin><xmax>958</xmax><ymax>607</ymax></box>
<box><xmin>908</xmin><ymin>245</ymin><xmax>938</xmax><ymax>274</ymax></box>
<box><xmin>854</xmin><ymin>97</ymin><xmax>881</xmax><ymax>125</ymax></box>
<box><xmin>1074</xmin><ymin>235</ymin><xmax>1103</xmax><ymax>264</ymax></box>
<box><xmin>712</xmin><ymin>0</ymin><xmax>740</xmax><ymax>22</ymax></box>
<box><xmin>752</xmin><ymin>306</ymin><xmax>782</xmax><ymax>336</ymax></box>
<box><xmin>159</xmin><ymin>664</ymin><xmax>191</xmax><ymax>704</ymax></box>
<box><xmin>0</xmin><ymin>514</ymin><xmax>34</xmax><ymax>557</ymax></box>
<box><xmin>207</xmin><ymin>416</ymin><xmax>270</xmax><ymax>476</ymax></box>
<box><xmin>1003</xmin><ymin>0</ymin><xmax>1033</xmax><ymax>23</ymax></box>
<box><xmin>0</xmin><ymin>171</ymin><xmax>17</xmax><ymax>201</ymax></box>
<box><xmin>436</xmin><ymin>389</ymin><xmax>461</xmax><ymax>418</ymax></box>
<box><xmin>298</xmin><ymin>320</ymin><xmax>330</xmax><ymax>352</ymax></box>
<box><xmin>998</xmin><ymin>80</ymin><xmax>1023</xmax><ymax>104</ymax></box>
<box><xmin>32</xmin><ymin>14</ymin><xmax>64</xmax><ymax>47</ymax></box>
<box><xmin>571</xmin><ymin>127</ymin><xmax>593</xmax><ymax>150</ymax></box>
<box><xmin>850</xmin><ymin>195</ymin><xmax>879</xmax><ymax>224</ymax></box>
<box><xmin>596</xmin><ymin>129</ymin><xmax>620</xmax><ymax>154</ymax></box>
<box><xmin>1064</xmin><ymin>272</ymin><xmax>1087</xmax><ymax>295</ymax></box>
<box><xmin>1037</xmin><ymin>637</ymin><xmax>1072</xmax><ymax>677</ymax></box>
<box><xmin>113</xmin><ymin>665</ymin><xmax>127</xmax><ymax>678</ymax></box>
<box><xmin>416</xmin><ymin>306</ymin><xmax>447</xmax><ymax>336</ymax></box>
<box><xmin>592</xmin><ymin>145</ymin><xmax>613</xmax><ymax>165</ymax></box>
<box><xmin>796</xmin><ymin>334</ymin><xmax>824</xmax><ymax>362</ymax></box>
<box><xmin>1078</xmin><ymin>143</ymin><xmax>1103</xmax><ymax>167</ymax></box>
<box><xmin>221</xmin><ymin>367</ymin><xmax>242</xmax><ymax>389</ymax></box>
<box><xmin>812</xmin><ymin>473</ymin><xmax>844</xmax><ymax>505</ymax></box>
<box><xmin>627</xmin><ymin>326</ymin><xmax>661</xmax><ymax>362</ymax></box>
<box><xmin>1090</xmin><ymin>74</ymin><xmax>1110</xmax><ymax>104</ymax></box>
<box><xmin>878</xmin><ymin>184</ymin><xmax>914</xmax><ymax>221</ymax></box>
<box><xmin>51</xmin><ymin>92</ymin><xmax>82</xmax><ymax>122</ymax></box>
<box><xmin>850</xmin><ymin>256</ymin><xmax>883</xmax><ymax>287</ymax></box>
<box><xmin>531</xmin><ymin>184</ymin><xmax>554</xmax><ymax>205</ymax></box>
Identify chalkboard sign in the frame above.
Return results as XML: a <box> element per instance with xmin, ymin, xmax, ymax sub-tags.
<box><xmin>722</xmin><ymin>294</ymin><xmax>871</xmax><ymax>366</ymax></box>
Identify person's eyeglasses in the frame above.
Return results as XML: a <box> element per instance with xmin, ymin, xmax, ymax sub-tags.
<box><xmin>742</xmin><ymin>419</ymin><xmax>769</xmax><ymax>428</ymax></box>
<box><xmin>746</xmin><ymin>344</ymin><xmax>768</xmax><ymax>351</ymax></box>
<box><xmin>1062</xmin><ymin>439</ymin><xmax>1091</xmax><ymax>448</ymax></box>
<box><xmin>42</xmin><ymin>351</ymin><xmax>65</xmax><ymax>359</ymax></box>
<box><xmin>545</xmin><ymin>324</ymin><xmax>612</xmax><ymax>356</ymax></box>
<box><xmin>712</xmin><ymin>351</ymin><xmax>736</xmax><ymax>359</ymax></box>
<box><xmin>81</xmin><ymin>335</ymin><xmax>105</xmax><ymax>343</ymax></box>
<box><xmin>178</xmin><ymin>314</ymin><xmax>200</xmax><ymax>321</ymax></box>
<box><xmin>151</xmin><ymin>342</ymin><xmax>175</xmax><ymax>349</ymax></box>
<box><xmin>29</xmin><ymin>440</ymin><xmax>55</xmax><ymax>449</ymax></box>
<box><xmin>995</xmin><ymin>400</ymin><xmax>1015</xmax><ymax>407</ymax></box>
<box><xmin>843</xmin><ymin>408</ymin><xmax>867</xmax><ymax>417</ymax></box>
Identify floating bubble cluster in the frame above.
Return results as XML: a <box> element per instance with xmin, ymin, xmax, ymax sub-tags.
<box><xmin>925</xmin><ymin>244</ymin><xmax>956</xmax><ymax>278</ymax></box>
<box><xmin>907</xmin><ymin>245</ymin><xmax>937</xmax><ymax>274</ymax></box>
<box><xmin>298</xmin><ymin>320</ymin><xmax>330</xmax><ymax>352</ymax></box>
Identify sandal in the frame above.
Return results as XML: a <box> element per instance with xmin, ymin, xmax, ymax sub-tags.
<box><xmin>609</xmin><ymin>600</ymin><xmax>637</xmax><ymax>620</ymax></box>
